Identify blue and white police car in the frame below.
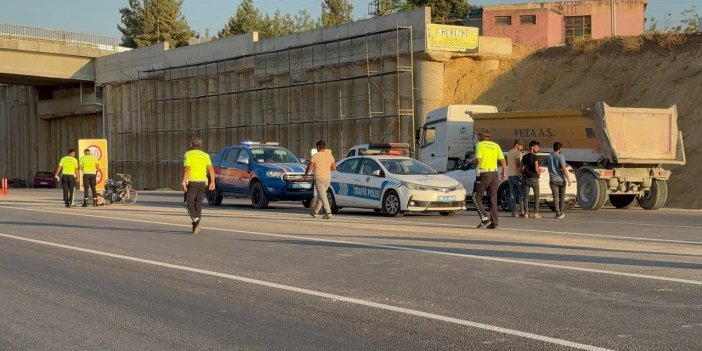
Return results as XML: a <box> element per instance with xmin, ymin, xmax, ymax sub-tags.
<box><xmin>327</xmin><ymin>145</ymin><xmax>467</xmax><ymax>216</ymax></box>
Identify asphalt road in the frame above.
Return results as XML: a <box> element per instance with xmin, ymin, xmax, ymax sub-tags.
<box><xmin>1</xmin><ymin>189</ymin><xmax>700</xmax><ymax>350</ymax></box>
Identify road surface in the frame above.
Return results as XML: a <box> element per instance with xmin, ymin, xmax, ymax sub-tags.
<box><xmin>1</xmin><ymin>189</ymin><xmax>700</xmax><ymax>350</ymax></box>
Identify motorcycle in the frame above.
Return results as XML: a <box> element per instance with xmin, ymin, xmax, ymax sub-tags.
<box><xmin>101</xmin><ymin>173</ymin><xmax>138</xmax><ymax>206</ymax></box>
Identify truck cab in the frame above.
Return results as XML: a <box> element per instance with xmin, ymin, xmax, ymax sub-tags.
<box><xmin>207</xmin><ymin>141</ymin><xmax>314</xmax><ymax>209</ymax></box>
<box><xmin>418</xmin><ymin>105</ymin><xmax>498</xmax><ymax>172</ymax></box>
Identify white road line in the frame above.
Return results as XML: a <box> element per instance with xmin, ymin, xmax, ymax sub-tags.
<box><xmin>0</xmin><ymin>231</ymin><xmax>612</xmax><ymax>351</ymax></box>
<box><xmin>2</xmin><ymin>205</ymin><xmax>701</xmax><ymax>286</ymax></box>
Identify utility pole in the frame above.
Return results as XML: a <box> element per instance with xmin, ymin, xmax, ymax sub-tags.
<box><xmin>611</xmin><ymin>0</ymin><xmax>617</xmax><ymax>36</ymax></box>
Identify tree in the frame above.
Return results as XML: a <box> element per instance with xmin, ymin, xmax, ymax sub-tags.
<box><xmin>218</xmin><ymin>0</ymin><xmax>264</xmax><ymax>38</ymax></box>
<box><xmin>320</xmin><ymin>0</ymin><xmax>353</xmax><ymax>27</ymax></box>
<box><xmin>402</xmin><ymin>0</ymin><xmax>473</xmax><ymax>24</ymax></box>
<box><xmin>647</xmin><ymin>5</ymin><xmax>700</xmax><ymax>33</ymax></box>
<box><xmin>293</xmin><ymin>10</ymin><xmax>318</xmax><ymax>32</ymax></box>
<box><xmin>117</xmin><ymin>0</ymin><xmax>194</xmax><ymax>48</ymax></box>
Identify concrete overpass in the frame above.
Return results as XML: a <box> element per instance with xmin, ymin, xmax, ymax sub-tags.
<box><xmin>0</xmin><ymin>25</ymin><xmax>127</xmax><ymax>182</ymax></box>
<box><xmin>0</xmin><ymin>24</ymin><xmax>126</xmax><ymax>85</ymax></box>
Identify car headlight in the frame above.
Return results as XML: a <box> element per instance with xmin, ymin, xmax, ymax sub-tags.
<box><xmin>455</xmin><ymin>183</ymin><xmax>464</xmax><ymax>191</ymax></box>
<box><xmin>266</xmin><ymin>171</ymin><xmax>283</xmax><ymax>178</ymax></box>
<box><xmin>401</xmin><ymin>181</ymin><xmax>429</xmax><ymax>191</ymax></box>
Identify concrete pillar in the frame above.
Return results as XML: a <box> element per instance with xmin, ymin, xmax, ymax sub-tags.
<box><xmin>415</xmin><ymin>59</ymin><xmax>445</xmax><ymax>129</ymax></box>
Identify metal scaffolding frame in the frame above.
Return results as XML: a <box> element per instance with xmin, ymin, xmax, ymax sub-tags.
<box><xmin>114</xmin><ymin>27</ymin><xmax>414</xmax><ymax>189</ymax></box>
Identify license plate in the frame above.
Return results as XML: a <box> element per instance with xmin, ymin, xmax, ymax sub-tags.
<box><xmin>40</xmin><ymin>182</ymin><xmax>48</xmax><ymax>185</ymax></box>
<box><xmin>437</xmin><ymin>196</ymin><xmax>456</xmax><ymax>202</ymax></box>
<box><xmin>291</xmin><ymin>183</ymin><xmax>312</xmax><ymax>189</ymax></box>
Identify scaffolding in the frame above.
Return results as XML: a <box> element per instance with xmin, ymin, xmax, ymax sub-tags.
<box><xmin>111</xmin><ymin>26</ymin><xmax>415</xmax><ymax>189</ymax></box>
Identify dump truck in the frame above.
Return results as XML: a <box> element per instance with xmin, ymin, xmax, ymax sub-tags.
<box><xmin>418</xmin><ymin>102</ymin><xmax>686</xmax><ymax>210</ymax></box>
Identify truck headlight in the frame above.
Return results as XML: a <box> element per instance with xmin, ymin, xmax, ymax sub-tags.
<box><xmin>266</xmin><ymin>171</ymin><xmax>283</xmax><ymax>178</ymax></box>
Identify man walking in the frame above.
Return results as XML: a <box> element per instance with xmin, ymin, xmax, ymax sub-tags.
<box><xmin>304</xmin><ymin>140</ymin><xmax>336</xmax><ymax>219</ymax></box>
<box><xmin>55</xmin><ymin>149</ymin><xmax>78</xmax><ymax>208</ymax></box>
<box><xmin>79</xmin><ymin>148</ymin><xmax>100</xmax><ymax>207</ymax></box>
<box><xmin>545</xmin><ymin>142</ymin><xmax>571</xmax><ymax>219</ymax></box>
<box><xmin>506</xmin><ymin>140</ymin><xmax>525</xmax><ymax>217</ymax></box>
<box><xmin>182</xmin><ymin>137</ymin><xmax>215</xmax><ymax>235</ymax></box>
<box><xmin>472</xmin><ymin>130</ymin><xmax>506</xmax><ymax>229</ymax></box>
<box><xmin>521</xmin><ymin>140</ymin><xmax>542</xmax><ymax>218</ymax></box>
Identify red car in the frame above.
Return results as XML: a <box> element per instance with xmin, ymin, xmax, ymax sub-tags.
<box><xmin>33</xmin><ymin>171</ymin><xmax>57</xmax><ymax>188</ymax></box>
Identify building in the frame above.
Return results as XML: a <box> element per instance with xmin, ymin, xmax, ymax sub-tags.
<box><xmin>479</xmin><ymin>0</ymin><xmax>648</xmax><ymax>48</ymax></box>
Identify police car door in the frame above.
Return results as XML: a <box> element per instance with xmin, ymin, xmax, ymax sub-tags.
<box><xmin>355</xmin><ymin>158</ymin><xmax>384</xmax><ymax>208</ymax></box>
<box><xmin>234</xmin><ymin>149</ymin><xmax>252</xmax><ymax>193</ymax></box>
<box><xmin>331</xmin><ymin>157</ymin><xmax>362</xmax><ymax>207</ymax></box>
<box><xmin>218</xmin><ymin>148</ymin><xmax>240</xmax><ymax>193</ymax></box>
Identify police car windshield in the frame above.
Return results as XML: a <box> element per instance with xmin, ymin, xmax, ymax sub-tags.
<box><xmin>250</xmin><ymin>147</ymin><xmax>299</xmax><ymax>164</ymax></box>
<box><xmin>379</xmin><ymin>158</ymin><xmax>438</xmax><ymax>175</ymax></box>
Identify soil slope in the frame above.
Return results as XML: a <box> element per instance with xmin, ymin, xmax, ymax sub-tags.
<box><xmin>443</xmin><ymin>33</ymin><xmax>702</xmax><ymax>209</ymax></box>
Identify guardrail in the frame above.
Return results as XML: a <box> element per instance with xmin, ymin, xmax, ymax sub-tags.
<box><xmin>0</xmin><ymin>24</ymin><xmax>124</xmax><ymax>51</ymax></box>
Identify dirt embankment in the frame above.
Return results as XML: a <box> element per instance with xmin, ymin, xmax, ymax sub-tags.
<box><xmin>443</xmin><ymin>33</ymin><xmax>702</xmax><ymax>209</ymax></box>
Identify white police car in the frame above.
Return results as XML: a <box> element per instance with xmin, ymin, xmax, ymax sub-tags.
<box><xmin>328</xmin><ymin>146</ymin><xmax>467</xmax><ymax>216</ymax></box>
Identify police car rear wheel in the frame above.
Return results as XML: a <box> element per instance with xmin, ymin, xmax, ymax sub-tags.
<box><xmin>206</xmin><ymin>187</ymin><xmax>223</xmax><ymax>206</ymax></box>
<box><xmin>382</xmin><ymin>191</ymin><xmax>402</xmax><ymax>217</ymax></box>
<box><xmin>327</xmin><ymin>190</ymin><xmax>339</xmax><ymax>214</ymax></box>
<box><xmin>250</xmin><ymin>182</ymin><xmax>269</xmax><ymax>209</ymax></box>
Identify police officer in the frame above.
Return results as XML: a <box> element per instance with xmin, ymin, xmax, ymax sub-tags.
<box><xmin>55</xmin><ymin>149</ymin><xmax>79</xmax><ymax>207</ymax></box>
<box><xmin>79</xmin><ymin>148</ymin><xmax>100</xmax><ymax>207</ymax></box>
<box><xmin>182</xmin><ymin>137</ymin><xmax>216</xmax><ymax>235</ymax></box>
<box><xmin>472</xmin><ymin>130</ymin><xmax>507</xmax><ymax>229</ymax></box>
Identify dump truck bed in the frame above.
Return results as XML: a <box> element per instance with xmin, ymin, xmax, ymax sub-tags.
<box><xmin>472</xmin><ymin>102</ymin><xmax>685</xmax><ymax>166</ymax></box>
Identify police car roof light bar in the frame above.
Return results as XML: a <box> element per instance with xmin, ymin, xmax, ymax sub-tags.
<box><xmin>242</xmin><ymin>141</ymin><xmax>280</xmax><ymax>147</ymax></box>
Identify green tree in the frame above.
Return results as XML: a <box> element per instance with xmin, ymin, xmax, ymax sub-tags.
<box><xmin>679</xmin><ymin>5</ymin><xmax>700</xmax><ymax>33</ymax></box>
<box><xmin>117</xmin><ymin>0</ymin><xmax>194</xmax><ymax>48</ymax></box>
<box><xmin>320</xmin><ymin>0</ymin><xmax>354</xmax><ymax>27</ymax></box>
<box><xmin>293</xmin><ymin>10</ymin><xmax>318</xmax><ymax>32</ymax></box>
<box><xmin>402</xmin><ymin>0</ymin><xmax>473</xmax><ymax>24</ymax></box>
<box><xmin>218</xmin><ymin>0</ymin><xmax>264</xmax><ymax>38</ymax></box>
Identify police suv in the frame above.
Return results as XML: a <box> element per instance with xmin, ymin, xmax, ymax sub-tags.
<box><xmin>328</xmin><ymin>144</ymin><xmax>467</xmax><ymax>216</ymax></box>
<box><xmin>207</xmin><ymin>141</ymin><xmax>314</xmax><ymax>209</ymax></box>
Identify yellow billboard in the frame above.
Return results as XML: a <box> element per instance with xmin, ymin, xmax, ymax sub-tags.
<box><xmin>426</xmin><ymin>24</ymin><xmax>479</xmax><ymax>53</ymax></box>
<box><xmin>78</xmin><ymin>139</ymin><xmax>109</xmax><ymax>190</ymax></box>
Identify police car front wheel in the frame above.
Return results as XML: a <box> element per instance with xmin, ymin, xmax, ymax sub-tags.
<box><xmin>382</xmin><ymin>191</ymin><xmax>403</xmax><ymax>217</ymax></box>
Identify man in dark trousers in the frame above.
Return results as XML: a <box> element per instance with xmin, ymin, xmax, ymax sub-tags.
<box><xmin>472</xmin><ymin>130</ymin><xmax>507</xmax><ymax>229</ymax></box>
<box><xmin>54</xmin><ymin>149</ymin><xmax>78</xmax><ymax>208</ymax></box>
<box><xmin>182</xmin><ymin>137</ymin><xmax>216</xmax><ymax>235</ymax></box>
<box><xmin>79</xmin><ymin>148</ymin><xmax>100</xmax><ymax>207</ymax></box>
<box><xmin>521</xmin><ymin>140</ymin><xmax>542</xmax><ymax>218</ymax></box>
<box><xmin>545</xmin><ymin>142</ymin><xmax>571</xmax><ymax>219</ymax></box>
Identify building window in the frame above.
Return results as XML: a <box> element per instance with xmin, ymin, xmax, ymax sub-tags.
<box><xmin>565</xmin><ymin>16</ymin><xmax>592</xmax><ymax>43</ymax></box>
<box><xmin>495</xmin><ymin>16</ymin><xmax>512</xmax><ymax>26</ymax></box>
<box><xmin>520</xmin><ymin>15</ymin><xmax>536</xmax><ymax>25</ymax></box>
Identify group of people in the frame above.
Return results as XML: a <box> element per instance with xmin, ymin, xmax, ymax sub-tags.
<box><xmin>55</xmin><ymin>148</ymin><xmax>100</xmax><ymax>208</ymax></box>
<box><xmin>472</xmin><ymin>130</ymin><xmax>572</xmax><ymax>230</ymax></box>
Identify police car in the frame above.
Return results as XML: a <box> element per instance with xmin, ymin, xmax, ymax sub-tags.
<box><xmin>207</xmin><ymin>141</ymin><xmax>314</xmax><ymax>209</ymax></box>
<box><xmin>328</xmin><ymin>144</ymin><xmax>467</xmax><ymax>216</ymax></box>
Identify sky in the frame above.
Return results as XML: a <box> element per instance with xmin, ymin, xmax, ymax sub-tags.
<box><xmin>0</xmin><ymin>0</ymin><xmax>696</xmax><ymax>39</ymax></box>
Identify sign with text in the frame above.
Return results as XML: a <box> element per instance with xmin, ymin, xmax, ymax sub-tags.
<box><xmin>78</xmin><ymin>139</ymin><xmax>109</xmax><ymax>190</ymax></box>
<box><xmin>426</xmin><ymin>24</ymin><xmax>479</xmax><ymax>53</ymax></box>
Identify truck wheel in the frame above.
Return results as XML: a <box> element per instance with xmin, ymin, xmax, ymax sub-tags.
<box><xmin>637</xmin><ymin>180</ymin><xmax>668</xmax><ymax>210</ymax></box>
<box><xmin>250</xmin><ymin>182</ymin><xmax>269</xmax><ymax>209</ymax></box>
<box><xmin>497</xmin><ymin>182</ymin><xmax>512</xmax><ymax>212</ymax></box>
<box><xmin>327</xmin><ymin>190</ymin><xmax>339</xmax><ymax>214</ymax></box>
<box><xmin>382</xmin><ymin>190</ymin><xmax>403</xmax><ymax>217</ymax></box>
<box><xmin>206</xmin><ymin>187</ymin><xmax>223</xmax><ymax>206</ymax></box>
<box><xmin>609</xmin><ymin>194</ymin><xmax>637</xmax><ymax>209</ymax></box>
<box><xmin>577</xmin><ymin>173</ymin><xmax>607</xmax><ymax>210</ymax></box>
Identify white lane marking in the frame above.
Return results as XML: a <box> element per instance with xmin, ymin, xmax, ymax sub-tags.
<box><xmin>0</xmin><ymin>232</ymin><xmax>612</xmax><ymax>351</ymax></box>
<box><xmin>2</xmin><ymin>205</ymin><xmax>702</xmax><ymax>286</ymax></box>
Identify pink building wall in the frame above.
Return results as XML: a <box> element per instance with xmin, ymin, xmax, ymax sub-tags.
<box><xmin>482</xmin><ymin>0</ymin><xmax>647</xmax><ymax>48</ymax></box>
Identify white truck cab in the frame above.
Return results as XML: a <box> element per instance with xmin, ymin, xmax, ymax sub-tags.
<box><xmin>418</xmin><ymin>105</ymin><xmax>498</xmax><ymax>172</ymax></box>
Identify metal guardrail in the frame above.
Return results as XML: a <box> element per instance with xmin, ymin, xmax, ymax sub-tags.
<box><xmin>0</xmin><ymin>24</ymin><xmax>123</xmax><ymax>51</ymax></box>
